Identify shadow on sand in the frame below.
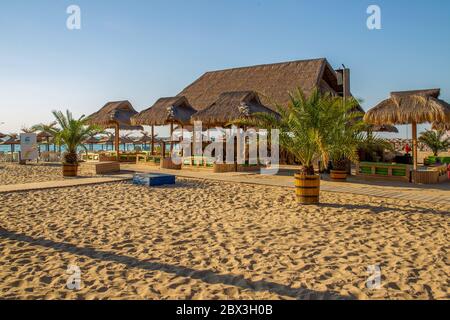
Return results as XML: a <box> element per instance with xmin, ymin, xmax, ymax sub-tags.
<box><xmin>318</xmin><ymin>201</ymin><xmax>449</xmax><ymax>217</ymax></box>
<box><xmin>0</xmin><ymin>228</ymin><xmax>353</xmax><ymax>300</ymax></box>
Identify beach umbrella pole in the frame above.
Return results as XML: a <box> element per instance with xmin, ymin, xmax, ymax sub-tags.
<box><xmin>151</xmin><ymin>125</ymin><xmax>155</xmax><ymax>155</ymax></box>
<box><xmin>412</xmin><ymin>121</ymin><xmax>418</xmax><ymax>172</ymax></box>
<box><xmin>115</xmin><ymin>122</ymin><xmax>120</xmax><ymax>161</ymax></box>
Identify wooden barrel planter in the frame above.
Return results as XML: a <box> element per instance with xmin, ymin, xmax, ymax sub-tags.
<box><xmin>330</xmin><ymin>170</ymin><xmax>347</xmax><ymax>182</ymax></box>
<box><xmin>63</xmin><ymin>163</ymin><xmax>78</xmax><ymax>177</ymax></box>
<box><xmin>295</xmin><ymin>174</ymin><xmax>320</xmax><ymax>204</ymax></box>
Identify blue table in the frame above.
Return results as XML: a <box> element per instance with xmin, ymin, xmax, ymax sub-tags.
<box><xmin>132</xmin><ymin>173</ymin><xmax>176</xmax><ymax>186</ymax></box>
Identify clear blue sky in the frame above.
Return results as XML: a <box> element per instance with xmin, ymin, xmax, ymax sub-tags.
<box><xmin>1</xmin><ymin>0</ymin><xmax>449</xmax><ymax>137</ymax></box>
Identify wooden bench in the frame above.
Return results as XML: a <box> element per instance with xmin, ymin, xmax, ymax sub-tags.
<box><xmin>355</xmin><ymin>162</ymin><xmax>412</xmax><ymax>181</ymax></box>
<box><xmin>79</xmin><ymin>161</ymin><xmax>120</xmax><ymax>175</ymax></box>
<box><xmin>413</xmin><ymin>165</ymin><xmax>449</xmax><ymax>184</ymax></box>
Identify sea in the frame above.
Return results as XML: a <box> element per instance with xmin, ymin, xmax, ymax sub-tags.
<box><xmin>0</xmin><ymin>143</ymin><xmax>155</xmax><ymax>154</ymax></box>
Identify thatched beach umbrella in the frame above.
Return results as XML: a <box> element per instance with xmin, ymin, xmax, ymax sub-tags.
<box><xmin>432</xmin><ymin>122</ymin><xmax>450</xmax><ymax>131</ymax></box>
<box><xmin>132</xmin><ymin>96</ymin><xmax>197</xmax><ymax>155</ymax></box>
<box><xmin>0</xmin><ymin>132</ymin><xmax>6</xmax><ymax>139</ymax></box>
<box><xmin>87</xmin><ymin>101</ymin><xmax>142</xmax><ymax>160</ymax></box>
<box><xmin>368</xmin><ymin>124</ymin><xmax>399</xmax><ymax>133</ymax></box>
<box><xmin>191</xmin><ymin>91</ymin><xmax>279</xmax><ymax>127</ymax></box>
<box><xmin>364</xmin><ymin>89</ymin><xmax>450</xmax><ymax>171</ymax></box>
<box><xmin>83</xmin><ymin>136</ymin><xmax>99</xmax><ymax>151</ymax></box>
<box><xmin>97</xmin><ymin>135</ymin><xmax>115</xmax><ymax>151</ymax></box>
<box><xmin>136</xmin><ymin>131</ymin><xmax>157</xmax><ymax>150</ymax></box>
<box><xmin>37</xmin><ymin>131</ymin><xmax>54</xmax><ymax>152</ymax></box>
<box><xmin>0</xmin><ymin>134</ymin><xmax>20</xmax><ymax>153</ymax></box>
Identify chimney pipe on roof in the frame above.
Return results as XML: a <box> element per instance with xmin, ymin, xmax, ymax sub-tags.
<box><xmin>336</xmin><ymin>67</ymin><xmax>351</xmax><ymax>99</ymax></box>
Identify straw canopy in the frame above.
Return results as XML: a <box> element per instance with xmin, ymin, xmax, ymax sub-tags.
<box><xmin>432</xmin><ymin>122</ymin><xmax>450</xmax><ymax>131</ymax></box>
<box><xmin>98</xmin><ymin>135</ymin><xmax>114</xmax><ymax>144</ymax></box>
<box><xmin>367</xmin><ymin>124</ymin><xmax>399</xmax><ymax>133</ymax></box>
<box><xmin>191</xmin><ymin>91</ymin><xmax>279</xmax><ymax>126</ymax></box>
<box><xmin>87</xmin><ymin>100</ymin><xmax>142</xmax><ymax>129</ymax></box>
<box><xmin>86</xmin><ymin>100</ymin><xmax>142</xmax><ymax>159</ymax></box>
<box><xmin>364</xmin><ymin>88</ymin><xmax>450</xmax><ymax>174</ymax></box>
<box><xmin>132</xmin><ymin>96</ymin><xmax>197</xmax><ymax>126</ymax></box>
<box><xmin>0</xmin><ymin>135</ymin><xmax>20</xmax><ymax>145</ymax></box>
<box><xmin>364</xmin><ymin>89</ymin><xmax>450</xmax><ymax>125</ymax></box>
<box><xmin>83</xmin><ymin>136</ymin><xmax>99</xmax><ymax>145</ymax></box>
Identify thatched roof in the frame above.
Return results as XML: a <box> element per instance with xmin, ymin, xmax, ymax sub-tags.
<box><xmin>97</xmin><ymin>135</ymin><xmax>114</xmax><ymax>144</ymax></box>
<box><xmin>432</xmin><ymin>122</ymin><xmax>450</xmax><ymax>131</ymax></box>
<box><xmin>191</xmin><ymin>91</ymin><xmax>279</xmax><ymax>126</ymax></box>
<box><xmin>0</xmin><ymin>135</ymin><xmax>20</xmax><ymax>145</ymax></box>
<box><xmin>83</xmin><ymin>136</ymin><xmax>99</xmax><ymax>144</ymax></box>
<box><xmin>87</xmin><ymin>100</ymin><xmax>142</xmax><ymax>129</ymax></box>
<box><xmin>364</xmin><ymin>89</ymin><xmax>450</xmax><ymax>125</ymax></box>
<box><xmin>368</xmin><ymin>124</ymin><xmax>399</xmax><ymax>133</ymax></box>
<box><xmin>131</xmin><ymin>96</ymin><xmax>197</xmax><ymax>126</ymax></box>
<box><xmin>177</xmin><ymin>58</ymin><xmax>345</xmax><ymax>112</ymax></box>
<box><xmin>0</xmin><ymin>133</ymin><xmax>6</xmax><ymax>139</ymax></box>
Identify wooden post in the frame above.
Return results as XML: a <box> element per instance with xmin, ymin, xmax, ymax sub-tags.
<box><xmin>181</xmin><ymin>125</ymin><xmax>184</xmax><ymax>157</ymax></box>
<box><xmin>151</xmin><ymin>125</ymin><xmax>155</xmax><ymax>155</ymax></box>
<box><xmin>170</xmin><ymin>122</ymin><xmax>174</xmax><ymax>154</ymax></box>
<box><xmin>114</xmin><ymin>122</ymin><xmax>120</xmax><ymax>161</ymax></box>
<box><xmin>412</xmin><ymin>121</ymin><xmax>418</xmax><ymax>171</ymax></box>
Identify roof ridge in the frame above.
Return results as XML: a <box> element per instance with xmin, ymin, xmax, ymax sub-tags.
<box><xmin>203</xmin><ymin>58</ymin><xmax>327</xmax><ymax>74</ymax></box>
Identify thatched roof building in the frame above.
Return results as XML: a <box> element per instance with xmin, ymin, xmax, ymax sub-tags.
<box><xmin>364</xmin><ymin>89</ymin><xmax>450</xmax><ymax>125</ymax></box>
<box><xmin>191</xmin><ymin>91</ymin><xmax>279</xmax><ymax>126</ymax></box>
<box><xmin>364</xmin><ymin>88</ymin><xmax>450</xmax><ymax>173</ymax></box>
<box><xmin>86</xmin><ymin>100</ymin><xmax>142</xmax><ymax>158</ymax></box>
<box><xmin>87</xmin><ymin>100</ymin><xmax>142</xmax><ymax>129</ymax></box>
<box><xmin>177</xmin><ymin>58</ymin><xmax>356</xmax><ymax>112</ymax></box>
<box><xmin>132</xmin><ymin>96</ymin><xmax>197</xmax><ymax>126</ymax></box>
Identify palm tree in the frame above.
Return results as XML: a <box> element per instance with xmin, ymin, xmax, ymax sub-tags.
<box><xmin>419</xmin><ymin>130</ymin><xmax>450</xmax><ymax>156</ymax></box>
<box><xmin>21</xmin><ymin>126</ymin><xmax>35</xmax><ymax>134</ymax></box>
<box><xmin>32</xmin><ymin>122</ymin><xmax>58</xmax><ymax>152</ymax></box>
<box><xmin>356</xmin><ymin>132</ymin><xmax>394</xmax><ymax>162</ymax></box>
<box><xmin>234</xmin><ymin>88</ymin><xmax>362</xmax><ymax>175</ymax></box>
<box><xmin>49</xmin><ymin>110</ymin><xmax>102</xmax><ymax>164</ymax></box>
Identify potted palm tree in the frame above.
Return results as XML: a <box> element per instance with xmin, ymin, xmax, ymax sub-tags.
<box><xmin>328</xmin><ymin>109</ymin><xmax>364</xmax><ymax>181</ymax></box>
<box><xmin>45</xmin><ymin>110</ymin><xmax>102</xmax><ymax>177</ymax></box>
<box><xmin>234</xmin><ymin>88</ymin><xmax>361</xmax><ymax>204</ymax></box>
<box><xmin>419</xmin><ymin>130</ymin><xmax>450</xmax><ymax>164</ymax></box>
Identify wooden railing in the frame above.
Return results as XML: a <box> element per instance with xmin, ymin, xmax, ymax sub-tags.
<box><xmin>355</xmin><ymin>162</ymin><xmax>412</xmax><ymax>181</ymax></box>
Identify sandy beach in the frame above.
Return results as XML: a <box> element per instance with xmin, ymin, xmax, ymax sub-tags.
<box><xmin>0</xmin><ymin>163</ymin><xmax>64</xmax><ymax>185</ymax></box>
<box><xmin>0</xmin><ymin>178</ymin><xmax>448</xmax><ymax>300</ymax></box>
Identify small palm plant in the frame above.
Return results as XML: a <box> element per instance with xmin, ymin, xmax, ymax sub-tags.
<box><xmin>49</xmin><ymin>110</ymin><xmax>102</xmax><ymax>164</ymax></box>
<box><xmin>234</xmin><ymin>88</ymin><xmax>362</xmax><ymax>175</ymax></box>
<box><xmin>419</xmin><ymin>130</ymin><xmax>450</xmax><ymax>157</ymax></box>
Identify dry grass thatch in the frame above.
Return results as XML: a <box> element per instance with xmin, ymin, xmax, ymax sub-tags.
<box><xmin>432</xmin><ymin>122</ymin><xmax>450</xmax><ymax>131</ymax></box>
<box><xmin>191</xmin><ymin>91</ymin><xmax>279</xmax><ymax>126</ymax></box>
<box><xmin>87</xmin><ymin>101</ymin><xmax>142</xmax><ymax>130</ymax></box>
<box><xmin>368</xmin><ymin>124</ymin><xmax>399</xmax><ymax>133</ymax></box>
<box><xmin>0</xmin><ymin>135</ymin><xmax>20</xmax><ymax>145</ymax></box>
<box><xmin>131</xmin><ymin>96</ymin><xmax>197</xmax><ymax>126</ymax></box>
<box><xmin>177</xmin><ymin>58</ymin><xmax>341</xmax><ymax>112</ymax></box>
<box><xmin>364</xmin><ymin>89</ymin><xmax>450</xmax><ymax>125</ymax></box>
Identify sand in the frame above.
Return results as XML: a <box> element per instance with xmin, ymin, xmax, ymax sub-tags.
<box><xmin>0</xmin><ymin>179</ymin><xmax>448</xmax><ymax>300</ymax></box>
<box><xmin>0</xmin><ymin>163</ymin><xmax>63</xmax><ymax>185</ymax></box>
